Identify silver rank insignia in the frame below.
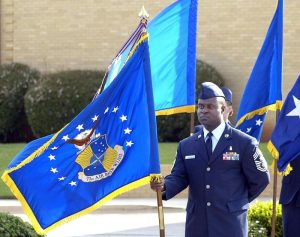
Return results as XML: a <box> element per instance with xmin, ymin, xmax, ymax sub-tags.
<box><xmin>253</xmin><ymin>148</ymin><xmax>268</xmax><ymax>172</ymax></box>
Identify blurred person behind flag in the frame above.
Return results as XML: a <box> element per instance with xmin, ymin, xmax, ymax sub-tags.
<box><xmin>101</xmin><ymin>0</ymin><xmax>198</xmax><ymax>115</ymax></box>
<box><xmin>1</xmin><ymin>31</ymin><xmax>160</xmax><ymax>235</ymax></box>
<box><xmin>268</xmin><ymin>75</ymin><xmax>300</xmax><ymax>236</ymax></box>
<box><xmin>235</xmin><ymin>0</ymin><xmax>283</xmax><ymax>141</ymax></box>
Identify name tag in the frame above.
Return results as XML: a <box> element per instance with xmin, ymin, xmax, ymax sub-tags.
<box><xmin>223</xmin><ymin>152</ymin><xmax>239</xmax><ymax>161</ymax></box>
<box><xmin>185</xmin><ymin>155</ymin><xmax>195</xmax><ymax>160</ymax></box>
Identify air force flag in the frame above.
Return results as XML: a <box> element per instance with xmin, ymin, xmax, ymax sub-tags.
<box><xmin>1</xmin><ymin>33</ymin><xmax>160</xmax><ymax>234</ymax></box>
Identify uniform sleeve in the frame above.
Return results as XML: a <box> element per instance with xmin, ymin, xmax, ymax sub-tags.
<box><xmin>242</xmin><ymin>139</ymin><xmax>270</xmax><ymax>202</ymax></box>
<box><xmin>163</xmin><ymin>142</ymin><xmax>189</xmax><ymax>200</ymax></box>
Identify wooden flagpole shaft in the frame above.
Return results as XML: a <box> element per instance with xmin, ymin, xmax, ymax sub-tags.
<box><xmin>190</xmin><ymin>112</ymin><xmax>195</xmax><ymax>136</ymax></box>
<box><xmin>271</xmin><ymin>159</ymin><xmax>278</xmax><ymax>237</ymax></box>
<box><xmin>156</xmin><ymin>189</ymin><xmax>165</xmax><ymax>237</ymax></box>
<box><xmin>271</xmin><ymin>109</ymin><xmax>280</xmax><ymax>237</ymax></box>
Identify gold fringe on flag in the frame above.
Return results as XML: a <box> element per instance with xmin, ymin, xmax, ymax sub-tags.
<box><xmin>267</xmin><ymin>140</ymin><xmax>293</xmax><ymax>176</ymax></box>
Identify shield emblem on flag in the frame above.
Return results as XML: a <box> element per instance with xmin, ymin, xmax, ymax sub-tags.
<box><xmin>75</xmin><ymin>132</ymin><xmax>124</xmax><ymax>182</ymax></box>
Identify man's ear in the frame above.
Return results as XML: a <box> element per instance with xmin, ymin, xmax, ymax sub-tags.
<box><xmin>228</xmin><ymin>106</ymin><xmax>233</xmax><ymax>116</ymax></box>
<box><xmin>221</xmin><ymin>105</ymin><xmax>226</xmax><ymax>113</ymax></box>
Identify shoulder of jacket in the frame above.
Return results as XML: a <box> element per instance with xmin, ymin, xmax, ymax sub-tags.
<box><xmin>180</xmin><ymin>134</ymin><xmax>198</xmax><ymax>145</ymax></box>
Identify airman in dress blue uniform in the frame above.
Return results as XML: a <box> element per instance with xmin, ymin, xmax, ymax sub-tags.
<box><xmin>280</xmin><ymin>157</ymin><xmax>300</xmax><ymax>237</ymax></box>
<box><xmin>151</xmin><ymin>82</ymin><xmax>270</xmax><ymax>237</ymax></box>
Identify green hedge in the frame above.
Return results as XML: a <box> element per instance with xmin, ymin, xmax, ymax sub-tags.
<box><xmin>0</xmin><ymin>63</ymin><xmax>40</xmax><ymax>142</ymax></box>
<box><xmin>0</xmin><ymin>212</ymin><xmax>44</xmax><ymax>237</ymax></box>
<box><xmin>25</xmin><ymin>70</ymin><xmax>105</xmax><ymax>137</ymax></box>
<box><xmin>248</xmin><ymin>201</ymin><xmax>282</xmax><ymax>237</ymax></box>
<box><xmin>2</xmin><ymin>60</ymin><xmax>223</xmax><ymax>141</ymax></box>
<box><xmin>157</xmin><ymin>59</ymin><xmax>224</xmax><ymax>142</ymax></box>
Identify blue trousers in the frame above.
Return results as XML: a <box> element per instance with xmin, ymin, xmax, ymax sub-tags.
<box><xmin>282</xmin><ymin>192</ymin><xmax>300</xmax><ymax>237</ymax></box>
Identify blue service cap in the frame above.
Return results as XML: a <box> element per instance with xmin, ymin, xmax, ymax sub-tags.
<box><xmin>198</xmin><ymin>82</ymin><xmax>225</xmax><ymax>100</ymax></box>
<box><xmin>221</xmin><ymin>87</ymin><xmax>232</xmax><ymax>104</ymax></box>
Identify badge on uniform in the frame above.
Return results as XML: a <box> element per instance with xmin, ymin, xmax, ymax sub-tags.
<box><xmin>223</xmin><ymin>152</ymin><xmax>239</xmax><ymax>161</ymax></box>
<box><xmin>185</xmin><ymin>155</ymin><xmax>195</xmax><ymax>160</ymax></box>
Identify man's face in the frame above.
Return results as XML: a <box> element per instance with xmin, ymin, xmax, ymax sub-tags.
<box><xmin>197</xmin><ymin>97</ymin><xmax>225</xmax><ymax>131</ymax></box>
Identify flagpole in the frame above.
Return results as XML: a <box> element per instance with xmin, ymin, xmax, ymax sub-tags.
<box><xmin>271</xmin><ymin>109</ymin><xmax>280</xmax><ymax>237</ymax></box>
<box><xmin>139</xmin><ymin>6</ymin><xmax>165</xmax><ymax>236</ymax></box>
<box><xmin>271</xmin><ymin>160</ymin><xmax>278</xmax><ymax>237</ymax></box>
<box><xmin>156</xmin><ymin>189</ymin><xmax>166</xmax><ymax>237</ymax></box>
<box><xmin>190</xmin><ymin>113</ymin><xmax>195</xmax><ymax>136</ymax></box>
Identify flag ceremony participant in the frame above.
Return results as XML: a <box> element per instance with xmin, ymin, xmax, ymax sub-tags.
<box><xmin>151</xmin><ymin>82</ymin><xmax>270</xmax><ymax>237</ymax></box>
<box><xmin>220</xmin><ymin>87</ymin><xmax>234</xmax><ymax>126</ymax></box>
<box><xmin>194</xmin><ymin>86</ymin><xmax>234</xmax><ymax>133</ymax></box>
<box><xmin>280</xmin><ymin>157</ymin><xmax>300</xmax><ymax>236</ymax></box>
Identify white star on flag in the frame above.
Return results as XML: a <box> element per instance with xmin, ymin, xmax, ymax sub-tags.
<box><xmin>92</xmin><ymin>115</ymin><xmax>99</xmax><ymax>122</ymax></box>
<box><xmin>69</xmin><ymin>181</ymin><xmax>77</xmax><ymax>186</ymax></box>
<box><xmin>50</xmin><ymin>168</ymin><xmax>58</xmax><ymax>173</ymax></box>
<box><xmin>126</xmin><ymin>141</ymin><xmax>134</xmax><ymax>147</ymax></box>
<box><xmin>112</xmin><ymin>106</ymin><xmax>119</xmax><ymax>113</ymax></box>
<box><xmin>120</xmin><ymin>115</ymin><xmax>127</xmax><ymax>122</ymax></box>
<box><xmin>76</xmin><ymin>124</ymin><xmax>84</xmax><ymax>131</ymax></box>
<box><xmin>104</xmin><ymin>107</ymin><xmax>109</xmax><ymax>114</ymax></box>
<box><xmin>58</xmin><ymin>177</ymin><xmax>66</xmax><ymax>181</ymax></box>
<box><xmin>51</xmin><ymin>146</ymin><xmax>58</xmax><ymax>150</ymax></box>
<box><xmin>62</xmin><ymin>135</ymin><xmax>69</xmax><ymax>141</ymax></box>
<box><xmin>48</xmin><ymin>154</ymin><xmax>56</xmax><ymax>161</ymax></box>
<box><xmin>246</xmin><ymin>127</ymin><xmax>252</xmax><ymax>133</ymax></box>
<box><xmin>255</xmin><ymin>119</ymin><xmax>263</xmax><ymax>126</ymax></box>
<box><xmin>287</xmin><ymin>96</ymin><xmax>300</xmax><ymax>118</ymax></box>
<box><xmin>95</xmin><ymin>133</ymin><xmax>101</xmax><ymax>138</ymax></box>
<box><xmin>124</xmin><ymin>128</ymin><xmax>132</xmax><ymax>134</ymax></box>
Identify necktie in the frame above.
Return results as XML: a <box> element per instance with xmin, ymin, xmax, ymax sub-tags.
<box><xmin>206</xmin><ymin>132</ymin><xmax>213</xmax><ymax>159</ymax></box>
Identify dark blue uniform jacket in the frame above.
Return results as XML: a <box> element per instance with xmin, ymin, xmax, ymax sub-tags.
<box><xmin>163</xmin><ymin>124</ymin><xmax>270</xmax><ymax>237</ymax></box>
<box><xmin>280</xmin><ymin>157</ymin><xmax>300</xmax><ymax>237</ymax></box>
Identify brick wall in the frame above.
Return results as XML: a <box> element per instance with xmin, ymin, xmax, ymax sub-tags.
<box><xmin>0</xmin><ymin>0</ymin><xmax>299</xmax><ymax>138</ymax></box>
<box><xmin>0</xmin><ymin>0</ymin><xmax>173</xmax><ymax>71</ymax></box>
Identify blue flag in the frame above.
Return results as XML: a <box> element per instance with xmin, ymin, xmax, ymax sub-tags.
<box><xmin>268</xmin><ymin>76</ymin><xmax>300</xmax><ymax>174</ymax></box>
<box><xmin>235</xmin><ymin>0</ymin><xmax>283</xmax><ymax>141</ymax></box>
<box><xmin>148</xmin><ymin>0</ymin><xmax>198</xmax><ymax>115</ymax></box>
<box><xmin>104</xmin><ymin>0</ymin><xmax>198</xmax><ymax>115</ymax></box>
<box><xmin>102</xmin><ymin>22</ymin><xmax>145</xmax><ymax>91</ymax></box>
<box><xmin>1</xmin><ymin>33</ymin><xmax>160</xmax><ymax>234</ymax></box>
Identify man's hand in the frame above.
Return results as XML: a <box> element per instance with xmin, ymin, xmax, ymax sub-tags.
<box><xmin>150</xmin><ymin>175</ymin><xmax>165</xmax><ymax>191</ymax></box>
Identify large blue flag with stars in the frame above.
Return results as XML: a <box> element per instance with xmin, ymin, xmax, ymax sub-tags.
<box><xmin>235</xmin><ymin>0</ymin><xmax>283</xmax><ymax>141</ymax></box>
<box><xmin>1</xmin><ymin>33</ymin><xmax>160</xmax><ymax>235</ymax></box>
<box><xmin>268</xmin><ymin>76</ymin><xmax>300</xmax><ymax>174</ymax></box>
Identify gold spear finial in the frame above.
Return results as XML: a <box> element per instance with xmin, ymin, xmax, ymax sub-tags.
<box><xmin>139</xmin><ymin>6</ymin><xmax>149</xmax><ymax>21</ymax></box>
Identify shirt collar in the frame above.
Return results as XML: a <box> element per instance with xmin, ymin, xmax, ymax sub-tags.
<box><xmin>203</xmin><ymin>122</ymin><xmax>226</xmax><ymax>141</ymax></box>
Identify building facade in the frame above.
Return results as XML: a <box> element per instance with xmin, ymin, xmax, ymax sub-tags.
<box><xmin>1</xmin><ymin>0</ymin><xmax>299</xmax><ymax>139</ymax></box>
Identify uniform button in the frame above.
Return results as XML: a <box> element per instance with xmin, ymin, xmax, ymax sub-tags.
<box><xmin>206</xmin><ymin>185</ymin><xmax>210</xmax><ymax>189</ymax></box>
<box><xmin>206</xmin><ymin>167</ymin><xmax>211</xmax><ymax>172</ymax></box>
<box><xmin>207</xmin><ymin>202</ymin><xmax>211</xmax><ymax>206</ymax></box>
